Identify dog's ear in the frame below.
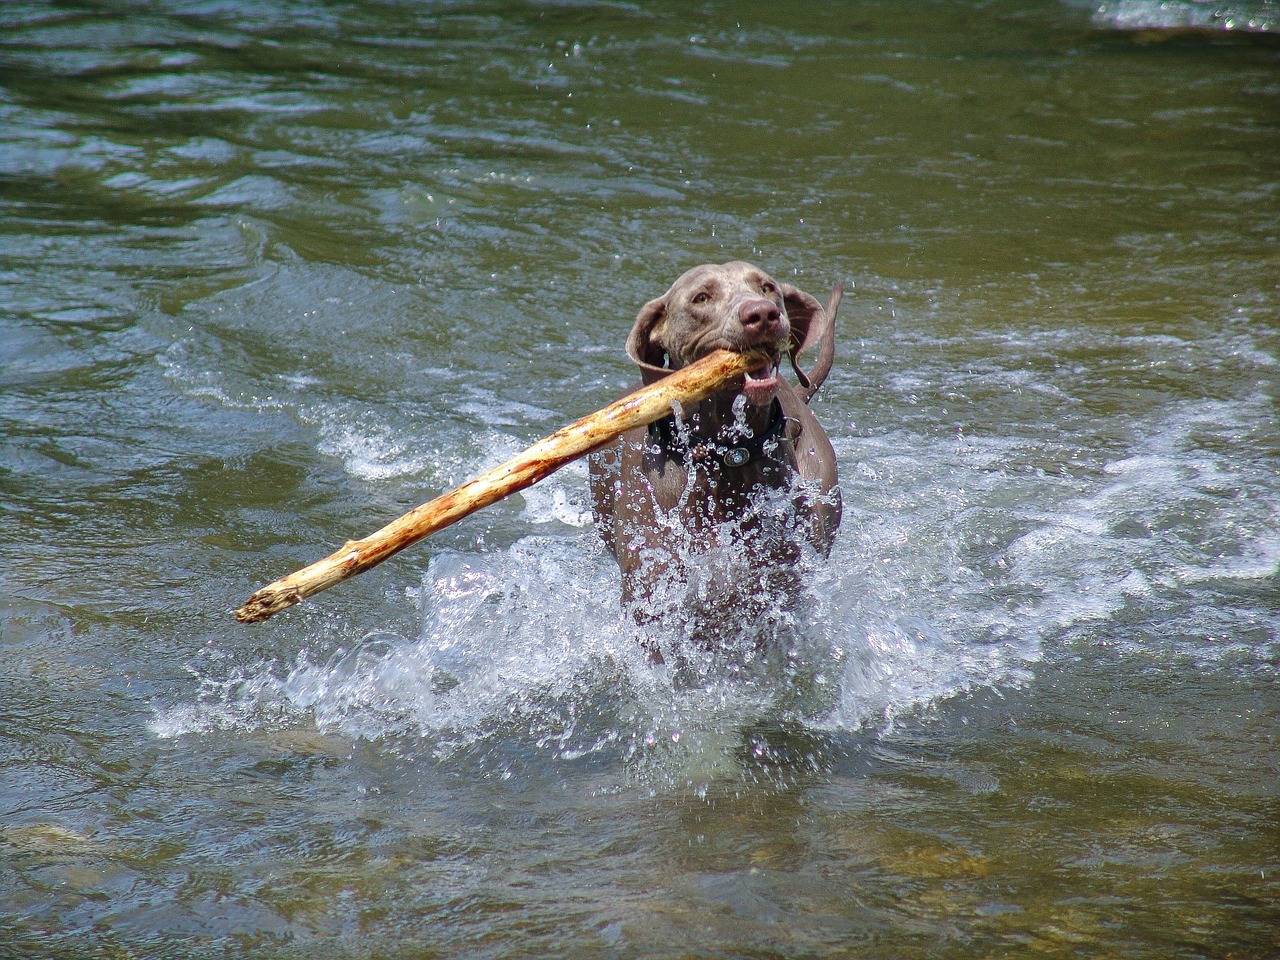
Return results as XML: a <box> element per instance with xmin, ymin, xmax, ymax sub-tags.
<box><xmin>626</xmin><ymin>296</ymin><xmax>671</xmax><ymax>381</ymax></box>
<box><xmin>783</xmin><ymin>281</ymin><xmax>842</xmax><ymax>402</ymax></box>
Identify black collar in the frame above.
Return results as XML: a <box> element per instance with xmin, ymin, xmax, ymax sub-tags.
<box><xmin>647</xmin><ymin>398</ymin><xmax>789</xmax><ymax>469</ymax></box>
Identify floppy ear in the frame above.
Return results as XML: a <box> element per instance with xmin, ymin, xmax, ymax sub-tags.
<box><xmin>783</xmin><ymin>281</ymin><xmax>842</xmax><ymax>402</ymax></box>
<box><xmin>625</xmin><ymin>296</ymin><xmax>671</xmax><ymax>383</ymax></box>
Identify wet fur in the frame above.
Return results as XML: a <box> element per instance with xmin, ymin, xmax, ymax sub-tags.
<box><xmin>588</xmin><ymin>261</ymin><xmax>842</xmax><ymax>653</ymax></box>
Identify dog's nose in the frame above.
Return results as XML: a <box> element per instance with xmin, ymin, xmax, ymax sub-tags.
<box><xmin>737</xmin><ymin>298</ymin><xmax>781</xmax><ymax>331</ymax></box>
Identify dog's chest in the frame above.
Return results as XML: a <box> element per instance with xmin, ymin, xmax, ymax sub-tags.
<box><xmin>638</xmin><ymin>449</ymin><xmax>806</xmax><ymax>542</ymax></box>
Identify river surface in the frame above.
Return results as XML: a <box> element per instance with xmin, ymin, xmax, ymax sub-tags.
<box><xmin>2</xmin><ymin>1</ymin><xmax>1278</xmax><ymax>957</ymax></box>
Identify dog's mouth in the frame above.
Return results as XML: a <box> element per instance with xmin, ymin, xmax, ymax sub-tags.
<box><xmin>741</xmin><ymin>357</ymin><xmax>781</xmax><ymax>406</ymax></box>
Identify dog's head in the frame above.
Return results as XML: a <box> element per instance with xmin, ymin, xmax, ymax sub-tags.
<box><xmin>626</xmin><ymin>261</ymin><xmax>838</xmax><ymax>404</ymax></box>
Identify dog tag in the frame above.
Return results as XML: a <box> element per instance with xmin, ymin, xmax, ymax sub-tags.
<box><xmin>723</xmin><ymin>447</ymin><xmax>751</xmax><ymax>468</ymax></box>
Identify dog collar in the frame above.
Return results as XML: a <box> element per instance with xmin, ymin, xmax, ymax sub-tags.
<box><xmin>647</xmin><ymin>398</ymin><xmax>789</xmax><ymax>469</ymax></box>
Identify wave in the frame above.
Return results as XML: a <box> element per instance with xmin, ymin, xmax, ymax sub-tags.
<box><xmin>1091</xmin><ymin>0</ymin><xmax>1278</xmax><ymax>35</ymax></box>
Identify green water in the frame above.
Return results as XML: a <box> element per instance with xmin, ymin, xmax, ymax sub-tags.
<box><xmin>1</xmin><ymin>1</ymin><xmax>1277</xmax><ymax>957</ymax></box>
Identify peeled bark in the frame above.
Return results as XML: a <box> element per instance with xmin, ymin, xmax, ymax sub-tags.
<box><xmin>234</xmin><ymin>348</ymin><xmax>761</xmax><ymax>623</ymax></box>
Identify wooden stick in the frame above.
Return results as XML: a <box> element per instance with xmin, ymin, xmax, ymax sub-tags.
<box><xmin>234</xmin><ymin>348</ymin><xmax>761</xmax><ymax>623</ymax></box>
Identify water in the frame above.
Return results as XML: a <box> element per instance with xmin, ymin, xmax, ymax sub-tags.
<box><xmin>2</xmin><ymin>1</ymin><xmax>1277</xmax><ymax>956</ymax></box>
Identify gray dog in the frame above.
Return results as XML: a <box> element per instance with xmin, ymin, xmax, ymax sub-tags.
<box><xmin>588</xmin><ymin>261</ymin><xmax>843</xmax><ymax>658</ymax></box>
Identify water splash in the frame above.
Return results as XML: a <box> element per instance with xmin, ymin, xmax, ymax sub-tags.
<box><xmin>153</xmin><ymin>327</ymin><xmax>1278</xmax><ymax>790</ymax></box>
<box><xmin>153</xmin><ymin>517</ymin><xmax>1040</xmax><ymax>791</ymax></box>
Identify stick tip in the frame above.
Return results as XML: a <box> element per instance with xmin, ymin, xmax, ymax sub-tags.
<box><xmin>233</xmin><ymin>585</ymin><xmax>303</xmax><ymax>624</ymax></box>
<box><xmin>233</xmin><ymin>604</ymin><xmax>266</xmax><ymax>624</ymax></box>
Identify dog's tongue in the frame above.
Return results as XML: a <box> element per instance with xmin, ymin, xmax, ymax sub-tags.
<box><xmin>742</xmin><ymin>362</ymin><xmax>779</xmax><ymax>406</ymax></box>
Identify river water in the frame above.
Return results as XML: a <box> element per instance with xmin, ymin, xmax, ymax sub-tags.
<box><xmin>2</xmin><ymin>1</ymin><xmax>1277</xmax><ymax>957</ymax></box>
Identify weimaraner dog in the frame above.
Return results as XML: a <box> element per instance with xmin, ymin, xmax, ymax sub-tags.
<box><xmin>588</xmin><ymin>261</ymin><xmax>842</xmax><ymax>657</ymax></box>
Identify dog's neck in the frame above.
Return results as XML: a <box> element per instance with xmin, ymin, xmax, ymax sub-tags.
<box><xmin>648</xmin><ymin>395</ymin><xmax>788</xmax><ymax>469</ymax></box>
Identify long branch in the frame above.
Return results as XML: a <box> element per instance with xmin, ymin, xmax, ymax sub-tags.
<box><xmin>234</xmin><ymin>348</ymin><xmax>759</xmax><ymax>623</ymax></box>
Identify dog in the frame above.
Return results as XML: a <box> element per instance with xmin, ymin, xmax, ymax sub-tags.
<box><xmin>588</xmin><ymin>261</ymin><xmax>842</xmax><ymax>659</ymax></box>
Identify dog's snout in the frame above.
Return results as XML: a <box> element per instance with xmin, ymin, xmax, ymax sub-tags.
<box><xmin>737</xmin><ymin>298</ymin><xmax>781</xmax><ymax>331</ymax></box>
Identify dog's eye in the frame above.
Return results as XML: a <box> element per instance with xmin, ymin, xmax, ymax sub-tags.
<box><xmin>760</xmin><ymin>281</ymin><xmax>777</xmax><ymax>295</ymax></box>
<box><xmin>692</xmin><ymin>292</ymin><xmax>710</xmax><ymax>304</ymax></box>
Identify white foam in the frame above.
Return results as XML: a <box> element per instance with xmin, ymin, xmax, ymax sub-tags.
<box><xmin>1092</xmin><ymin>0</ymin><xmax>1277</xmax><ymax>34</ymax></box>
